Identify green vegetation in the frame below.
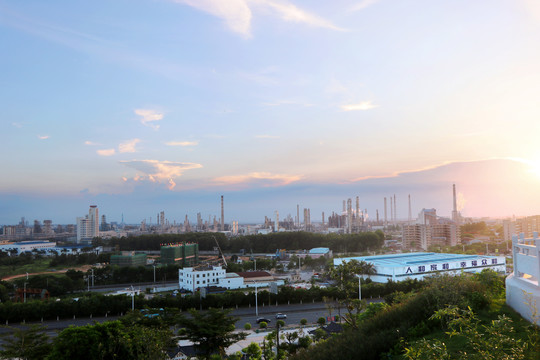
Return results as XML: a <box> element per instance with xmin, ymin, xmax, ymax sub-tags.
<box><xmin>291</xmin><ymin>270</ymin><xmax>538</xmax><ymax>360</ymax></box>
<box><xmin>94</xmin><ymin>231</ymin><xmax>385</xmax><ymax>254</ymax></box>
<box><xmin>0</xmin><ymin>324</ymin><xmax>51</xmax><ymax>360</ymax></box>
<box><xmin>176</xmin><ymin>308</ymin><xmax>247</xmax><ymax>358</ymax></box>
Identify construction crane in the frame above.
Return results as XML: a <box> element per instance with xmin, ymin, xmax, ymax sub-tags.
<box><xmin>213</xmin><ymin>235</ymin><xmax>227</xmax><ymax>268</ymax></box>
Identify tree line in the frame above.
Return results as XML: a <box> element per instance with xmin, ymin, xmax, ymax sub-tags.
<box><xmin>94</xmin><ymin>230</ymin><xmax>385</xmax><ymax>253</ymax></box>
<box><xmin>0</xmin><ymin>279</ymin><xmax>424</xmax><ymax>323</ymax></box>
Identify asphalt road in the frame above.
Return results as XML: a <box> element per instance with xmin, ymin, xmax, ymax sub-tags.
<box><xmin>0</xmin><ymin>298</ymin><xmax>383</xmax><ymax>344</ymax></box>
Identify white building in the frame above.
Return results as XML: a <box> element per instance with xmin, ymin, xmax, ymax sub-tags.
<box><xmin>334</xmin><ymin>252</ymin><xmax>506</xmax><ymax>283</ymax></box>
<box><xmin>0</xmin><ymin>241</ymin><xmax>57</xmax><ymax>255</ymax></box>
<box><xmin>506</xmin><ymin>233</ymin><xmax>540</xmax><ymax>325</ymax></box>
<box><xmin>178</xmin><ymin>266</ymin><xmax>283</xmax><ymax>292</ymax></box>
<box><xmin>77</xmin><ymin>205</ymin><xmax>100</xmax><ymax>243</ymax></box>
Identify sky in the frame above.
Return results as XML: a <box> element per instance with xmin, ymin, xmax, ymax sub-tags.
<box><xmin>1</xmin><ymin>0</ymin><xmax>540</xmax><ymax>225</ymax></box>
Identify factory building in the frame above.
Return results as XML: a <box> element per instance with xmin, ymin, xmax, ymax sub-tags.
<box><xmin>334</xmin><ymin>252</ymin><xmax>505</xmax><ymax>283</ymax></box>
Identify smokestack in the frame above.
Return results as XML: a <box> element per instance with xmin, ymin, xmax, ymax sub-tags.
<box><xmin>322</xmin><ymin>211</ymin><xmax>325</xmax><ymax>227</ymax></box>
<box><xmin>452</xmin><ymin>184</ymin><xmax>460</xmax><ymax>225</ymax></box>
<box><xmin>356</xmin><ymin>196</ymin><xmax>360</xmax><ymax>229</ymax></box>
<box><xmin>453</xmin><ymin>184</ymin><xmax>457</xmax><ymax>212</ymax></box>
<box><xmin>297</xmin><ymin>204</ymin><xmax>300</xmax><ymax>228</ymax></box>
<box><xmin>390</xmin><ymin>196</ymin><xmax>393</xmax><ymax>224</ymax></box>
<box><xmin>220</xmin><ymin>195</ymin><xmax>224</xmax><ymax>231</ymax></box>
<box><xmin>394</xmin><ymin>194</ymin><xmax>397</xmax><ymax>224</ymax></box>
<box><xmin>384</xmin><ymin>197</ymin><xmax>387</xmax><ymax>227</ymax></box>
<box><xmin>408</xmin><ymin>194</ymin><xmax>412</xmax><ymax>225</ymax></box>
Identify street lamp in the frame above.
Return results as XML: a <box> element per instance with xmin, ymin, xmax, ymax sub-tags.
<box><xmin>357</xmin><ymin>275</ymin><xmax>362</xmax><ymax>300</ymax></box>
<box><xmin>131</xmin><ymin>285</ymin><xmax>135</xmax><ymax>311</ymax></box>
<box><xmin>255</xmin><ymin>285</ymin><xmax>258</xmax><ymax>316</ymax></box>
<box><xmin>153</xmin><ymin>265</ymin><xmax>156</xmax><ymax>283</ymax></box>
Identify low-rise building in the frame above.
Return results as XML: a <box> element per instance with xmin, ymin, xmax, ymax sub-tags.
<box><xmin>178</xmin><ymin>266</ymin><xmax>283</xmax><ymax>292</ymax></box>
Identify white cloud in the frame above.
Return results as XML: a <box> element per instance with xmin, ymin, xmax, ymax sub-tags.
<box><xmin>256</xmin><ymin>0</ymin><xmax>344</xmax><ymax>31</ymax></box>
<box><xmin>120</xmin><ymin>160</ymin><xmax>203</xmax><ymax>190</ymax></box>
<box><xmin>350</xmin><ymin>0</ymin><xmax>380</xmax><ymax>12</ymax></box>
<box><xmin>213</xmin><ymin>171</ymin><xmax>301</xmax><ymax>187</ymax></box>
<box><xmin>135</xmin><ymin>109</ymin><xmax>163</xmax><ymax>130</ymax></box>
<box><xmin>174</xmin><ymin>0</ymin><xmax>343</xmax><ymax>37</ymax></box>
<box><xmin>176</xmin><ymin>0</ymin><xmax>252</xmax><ymax>37</ymax></box>
<box><xmin>37</xmin><ymin>135</ymin><xmax>50</xmax><ymax>140</ymax></box>
<box><xmin>84</xmin><ymin>140</ymin><xmax>101</xmax><ymax>146</ymax></box>
<box><xmin>165</xmin><ymin>141</ymin><xmax>199</xmax><ymax>146</ymax></box>
<box><xmin>118</xmin><ymin>138</ymin><xmax>141</xmax><ymax>153</ymax></box>
<box><xmin>341</xmin><ymin>101</ymin><xmax>378</xmax><ymax>111</ymax></box>
<box><xmin>97</xmin><ymin>149</ymin><xmax>116</xmax><ymax>156</ymax></box>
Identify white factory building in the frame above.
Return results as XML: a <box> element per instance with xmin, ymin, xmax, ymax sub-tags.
<box><xmin>178</xmin><ymin>266</ymin><xmax>284</xmax><ymax>292</ymax></box>
<box><xmin>0</xmin><ymin>240</ymin><xmax>57</xmax><ymax>255</ymax></box>
<box><xmin>334</xmin><ymin>252</ymin><xmax>506</xmax><ymax>283</ymax></box>
<box><xmin>506</xmin><ymin>233</ymin><xmax>540</xmax><ymax>325</ymax></box>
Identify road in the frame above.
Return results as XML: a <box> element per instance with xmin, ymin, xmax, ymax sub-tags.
<box><xmin>0</xmin><ymin>298</ymin><xmax>383</xmax><ymax>343</ymax></box>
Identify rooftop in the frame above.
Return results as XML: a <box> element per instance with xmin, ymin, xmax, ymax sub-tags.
<box><xmin>309</xmin><ymin>247</ymin><xmax>330</xmax><ymax>254</ymax></box>
<box><xmin>335</xmin><ymin>252</ymin><xmax>502</xmax><ymax>268</ymax></box>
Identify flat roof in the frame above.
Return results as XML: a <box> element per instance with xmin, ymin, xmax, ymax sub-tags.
<box><xmin>335</xmin><ymin>252</ymin><xmax>502</xmax><ymax>268</ymax></box>
<box><xmin>309</xmin><ymin>247</ymin><xmax>330</xmax><ymax>254</ymax></box>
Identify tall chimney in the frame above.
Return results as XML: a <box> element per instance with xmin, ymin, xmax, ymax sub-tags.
<box><xmin>384</xmin><ymin>197</ymin><xmax>387</xmax><ymax>226</ymax></box>
<box><xmin>220</xmin><ymin>195</ymin><xmax>224</xmax><ymax>231</ymax></box>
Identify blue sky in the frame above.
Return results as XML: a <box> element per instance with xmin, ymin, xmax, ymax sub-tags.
<box><xmin>1</xmin><ymin>0</ymin><xmax>540</xmax><ymax>224</ymax></box>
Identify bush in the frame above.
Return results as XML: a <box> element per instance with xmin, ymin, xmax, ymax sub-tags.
<box><xmin>259</xmin><ymin>322</ymin><xmax>267</xmax><ymax>329</ymax></box>
<box><xmin>300</xmin><ymin>318</ymin><xmax>307</xmax><ymax>326</ymax></box>
<box><xmin>244</xmin><ymin>323</ymin><xmax>252</xmax><ymax>330</ymax></box>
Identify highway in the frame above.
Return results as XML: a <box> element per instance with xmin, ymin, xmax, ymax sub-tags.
<box><xmin>0</xmin><ymin>299</ymin><xmax>383</xmax><ymax>343</ymax></box>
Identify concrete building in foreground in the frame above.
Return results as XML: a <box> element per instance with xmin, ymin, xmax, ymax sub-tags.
<box><xmin>178</xmin><ymin>266</ymin><xmax>284</xmax><ymax>292</ymax></box>
<box><xmin>334</xmin><ymin>252</ymin><xmax>506</xmax><ymax>283</ymax></box>
<box><xmin>506</xmin><ymin>233</ymin><xmax>540</xmax><ymax>325</ymax></box>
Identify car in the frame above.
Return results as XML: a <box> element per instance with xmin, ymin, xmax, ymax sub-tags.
<box><xmin>256</xmin><ymin>317</ymin><xmax>271</xmax><ymax>324</ymax></box>
<box><xmin>275</xmin><ymin>313</ymin><xmax>287</xmax><ymax>319</ymax></box>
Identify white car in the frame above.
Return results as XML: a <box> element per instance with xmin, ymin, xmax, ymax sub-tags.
<box><xmin>275</xmin><ymin>313</ymin><xmax>287</xmax><ymax>319</ymax></box>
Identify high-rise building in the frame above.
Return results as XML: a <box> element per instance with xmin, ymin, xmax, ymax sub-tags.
<box><xmin>403</xmin><ymin>208</ymin><xmax>459</xmax><ymax>250</ymax></box>
<box><xmin>77</xmin><ymin>205</ymin><xmax>100</xmax><ymax>243</ymax></box>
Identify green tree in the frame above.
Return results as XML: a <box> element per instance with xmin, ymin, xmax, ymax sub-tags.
<box><xmin>176</xmin><ymin>308</ymin><xmax>247</xmax><ymax>358</ymax></box>
<box><xmin>404</xmin><ymin>306</ymin><xmax>525</xmax><ymax>360</ymax></box>
<box><xmin>300</xmin><ymin>318</ymin><xmax>307</xmax><ymax>326</ymax></box>
<box><xmin>243</xmin><ymin>342</ymin><xmax>262</xmax><ymax>360</ymax></box>
<box><xmin>244</xmin><ymin>322</ymin><xmax>252</xmax><ymax>330</ymax></box>
<box><xmin>0</xmin><ymin>324</ymin><xmax>51</xmax><ymax>360</ymax></box>
<box><xmin>47</xmin><ymin>320</ymin><xmax>172</xmax><ymax>360</ymax></box>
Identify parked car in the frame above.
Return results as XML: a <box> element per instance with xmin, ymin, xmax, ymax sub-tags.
<box><xmin>275</xmin><ymin>313</ymin><xmax>287</xmax><ymax>319</ymax></box>
<box><xmin>256</xmin><ymin>317</ymin><xmax>271</xmax><ymax>324</ymax></box>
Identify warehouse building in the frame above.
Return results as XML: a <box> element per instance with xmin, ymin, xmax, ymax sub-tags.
<box><xmin>334</xmin><ymin>252</ymin><xmax>506</xmax><ymax>283</ymax></box>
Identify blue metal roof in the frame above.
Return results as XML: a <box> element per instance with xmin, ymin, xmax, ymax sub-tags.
<box><xmin>337</xmin><ymin>252</ymin><xmax>499</xmax><ymax>268</ymax></box>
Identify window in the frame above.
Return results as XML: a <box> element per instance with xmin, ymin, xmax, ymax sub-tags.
<box><xmin>197</xmin><ymin>281</ymin><xmax>199</xmax><ymax>284</ymax></box>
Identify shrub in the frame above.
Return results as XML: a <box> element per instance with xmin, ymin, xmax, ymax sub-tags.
<box><xmin>244</xmin><ymin>323</ymin><xmax>252</xmax><ymax>330</ymax></box>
